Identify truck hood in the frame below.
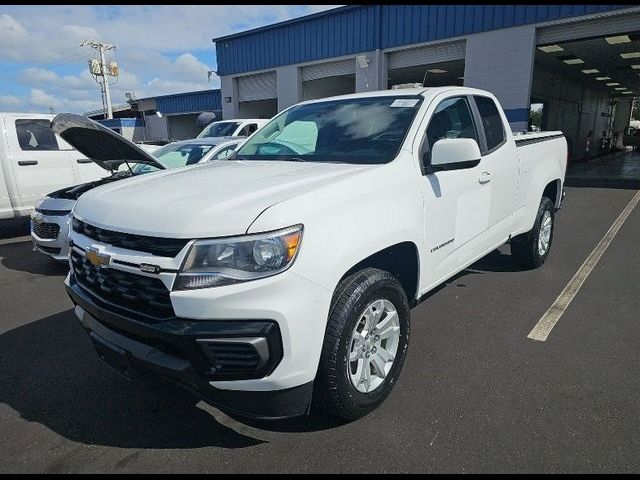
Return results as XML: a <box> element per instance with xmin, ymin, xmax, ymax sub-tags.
<box><xmin>50</xmin><ymin>113</ymin><xmax>165</xmax><ymax>172</ymax></box>
<box><xmin>74</xmin><ymin>160</ymin><xmax>373</xmax><ymax>238</ymax></box>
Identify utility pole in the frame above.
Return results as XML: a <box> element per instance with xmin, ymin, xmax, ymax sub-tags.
<box><xmin>82</xmin><ymin>40</ymin><xmax>117</xmax><ymax>119</ymax></box>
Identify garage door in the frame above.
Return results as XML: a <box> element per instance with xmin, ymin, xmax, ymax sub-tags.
<box><xmin>537</xmin><ymin>11</ymin><xmax>640</xmax><ymax>44</ymax></box>
<box><xmin>301</xmin><ymin>59</ymin><xmax>356</xmax><ymax>82</ymax></box>
<box><xmin>388</xmin><ymin>40</ymin><xmax>466</xmax><ymax>70</ymax></box>
<box><xmin>237</xmin><ymin>71</ymin><xmax>277</xmax><ymax>102</ymax></box>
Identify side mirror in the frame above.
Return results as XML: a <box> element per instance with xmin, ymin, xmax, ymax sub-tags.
<box><xmin>425</xmin><ymin>138</ymin><xmax>481</xmax><ymax>173</ymax></box>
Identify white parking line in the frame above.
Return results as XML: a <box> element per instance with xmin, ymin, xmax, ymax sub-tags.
<box><xmin>527</xmin><ymin>190</ymin><xmax>640</xmax><ymax>342</ymax></box>
<box><xmin>0</xmin><ymin>235</ymin><xmax>31</xmax><ymax>246</ymax></box>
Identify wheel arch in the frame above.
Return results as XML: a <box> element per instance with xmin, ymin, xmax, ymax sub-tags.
<box><xmin>337</xmin><ymin>241</ymin><xmax>420</xmax><ymax>305</ymax></box>
<box><xmin>542</xmin><ymin>178</ymin><xmax>562</xmax><ymax>209</ymax></box>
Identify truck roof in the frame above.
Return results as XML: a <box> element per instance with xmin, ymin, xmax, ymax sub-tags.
<box><xmin>0</xmin><ymin>112</ymin><xmax>56</xmax><ymax>120</ymax></box>
<box><xmin>296</xmin><ymin>86</ymin><xmax>498</xmax><ymax>106</ymax></box>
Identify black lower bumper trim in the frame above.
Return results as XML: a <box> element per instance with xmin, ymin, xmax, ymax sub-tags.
<box><xmin>66</xmin><ymin>282</ymin><xmax>310</xmax><ymax>420</ymax></box>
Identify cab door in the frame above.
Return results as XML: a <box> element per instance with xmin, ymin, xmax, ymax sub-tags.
<box><xmin>6</xmin><ymin>118</ymin><xmax>76</xmax><ymax>212</ymax></box>
<box><xmin>470</xmin><ymin>95</ymin><xmax>517</xmax><ymax>246</ymax></box>
<box><xmin>417</xmin><ymin>95</ymin><xmax>493</xmax><ymax>290</ymax></box>
<box><xmin>61</xmin><ymin>134</ymin><xmax>105</xmax><ymax>184</ymax></box>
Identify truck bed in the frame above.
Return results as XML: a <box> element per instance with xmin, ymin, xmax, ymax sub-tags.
<box><xmin>512</xmin><ymin>130</ymin><xmax>565</xmax><ymax>147</ymax></box>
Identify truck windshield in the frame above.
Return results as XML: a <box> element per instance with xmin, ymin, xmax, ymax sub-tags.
<box><xmin>197</xmin><ymin>121</ymin><xmax>241</xmax><ymax>138</ymax></box>
<box><xmin>234</xmin><ymin>96</ymin><xmax>423</xmax><ymax>164</ymax></box>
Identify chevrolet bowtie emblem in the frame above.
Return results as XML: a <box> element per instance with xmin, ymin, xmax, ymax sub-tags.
<box><xmin>85</xmin><ymin>248</ymin><xmax>110</xmax><ymax>268</ymax></box>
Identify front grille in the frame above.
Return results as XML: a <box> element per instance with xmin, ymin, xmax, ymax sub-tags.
<box><xmin>35</xmin><ymin>208</ymin><xmax>71</xmax><ymax>216</ymax></box>
<box><xmin>70</xmin><ymin>249</ymin><xmax>175</xmax><ymax>321</ymax></box>
<box><xmin>198</xmin><ymin>341</ymin><xmax>262</xmax><ymax>374</ymax></box>
<box><xmin>32</xmin><ymin>221</ymin><xmax>60</xmax><ymax>239</ymax></box>
<box><xmin>72</xmin><ymin>218</ymin><xmax>189</xmax><ymax>257</ymax></box>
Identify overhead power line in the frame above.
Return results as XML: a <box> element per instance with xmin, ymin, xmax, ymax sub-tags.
<box><xmin>0</xmin><ymin>53</ymin><xmax>88</xmax><ymax>81</ymax></box>
<box><xmin>0</xmin><ymin>45</ymin><xmax>85</xmax><ymax>76</ymax></box>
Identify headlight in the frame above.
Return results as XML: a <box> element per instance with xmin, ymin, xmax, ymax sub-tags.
<box><xmin>174</xmin><ymin>225</ymin><xmax>303</xmax><ymax>290</ymax></box>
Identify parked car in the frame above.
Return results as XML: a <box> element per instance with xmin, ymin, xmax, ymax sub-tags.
<box><xmin>0</xmin><ymin>112</ymin><xmax>105</xmax><ymax>220</ymax></box>
<box><xmin>137</xmin><ymin>144</ymin><xmax>161</xmax><ymax>154</ymax></box>
<box><xmin>151</xmin><ymin>137</ymin><xmax>243</xmax><ymax>168</ymax></box>
<box><xmin>61</xmin><ymin>87</ymin><xmax>567</xmax><ymax>421</ymax></box>
<box><xmin>32</xmin><ymin>130</ymin><xmax>244</xmax><ymax>261</ymax></box>
<box><xmin>196</xmin><ymin>119</ymin><xmax>269</xmax><ymax>139</ymax></box>
<box><xmin>31</xmin><ymin>114</ymin><xmax>167</xmax><ymax>261</ymax></box>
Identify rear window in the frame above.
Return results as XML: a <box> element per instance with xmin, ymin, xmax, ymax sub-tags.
<box><xmin>474</xmin><ymin>96</ymin><xmax>505</xmax><ymax>152</ymax></box>
<box><xmin>15</xmin><ymin>119</ymin><xmax>60</xmax><ymax>151</ymax></box>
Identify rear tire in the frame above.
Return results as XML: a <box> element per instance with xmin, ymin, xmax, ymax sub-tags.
<box><xmin>313</xmin><ymin>268</ymin><xmax>410</xmax><ymax>420</ymax></box>
<box><xmin>511</xmin><ymin>196</ymin><xmax>555</xmax><ymax>269</ymax></box>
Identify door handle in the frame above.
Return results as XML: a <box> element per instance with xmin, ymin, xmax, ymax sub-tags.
<box><xmin>478</xmin><ymin>171</ymin><xmax>492</xmax><ymax>184</ymax></box>
<box><xmin>18</xmin><ymin>160</ymin><xmax>38</xmax><ymax>166</ymax></box>
<box><xmin>76</xmin><ymin>158</ymin><xmax>93</xmax><ymax>164</ymax></box>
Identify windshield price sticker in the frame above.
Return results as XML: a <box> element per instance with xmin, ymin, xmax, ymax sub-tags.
<box><xmin>390</xmin><ymin>99</ymin><xmax>420</xmax><ymax>108</ymax></box>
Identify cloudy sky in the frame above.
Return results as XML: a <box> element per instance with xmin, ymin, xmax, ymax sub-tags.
<box><xmin>0</xmin><ymin>5</ymin><xmax>337</xmax><ymax>114</ymax></box>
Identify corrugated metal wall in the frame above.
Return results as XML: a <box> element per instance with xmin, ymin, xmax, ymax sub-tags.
<box><xmin>155</xmin><ymin>90</ymin><xmax>221</xmax><ymax>115</ymax></box>
<box><xmin>216</xmin><ymin>6</ymin><xmax>377</xmax><ymax>77</ymax></box>
<box><xmin>215</xmin><ymin>4</ymin><xmax>628</xmax><ymax>76</ymax></box>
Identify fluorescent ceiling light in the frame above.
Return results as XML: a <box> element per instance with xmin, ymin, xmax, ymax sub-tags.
<box><xmin>605</xmin><ymin>35</ymin><xmax>631</xmax><ymax>44</ymax></box>
<box><xmin>538</xmin><ymin>44</ymin><xmax>564</xmax><ymax>53</ymax></box>
<box><xmin>426</xmin><ymin>69</ymin><xmax>447</xmax><ymax>73</ymax></box>
<box><xmin>606</xmin><ymin>82</ymin><xmax>620</xmax><ymax>86</ymax></box>
<box><xmin>563</xmin><ymin>58</ymin><xmax>585</xmax><ymax>65</ymax></box>
<box><xmin>622</xmin><ymin>92</ymin><xmax>633</xmax><ymax>94</ymax></box>
<box><xmin>457</xmin><ymin>76</ymin><xmax>464</xmax><ymax>80</ymax></box>
<box><xmin>614</xmin><ymin>87</ymin><xmax>626</xmax><ymax>90</ymax></box>
<box><xmin>581</xmin><ymin>69</ymin><xmax>599</xmax><ymax>74</ymax></box>
<box><xmin>595</xmin><ymin>76</ymin><xmax>611</xmax><ymax>80</ymax></box>
<box><xmin>620</xmin><ymin>52</ymin><xmax>640</xmax><ymax>59</ymax></box>
<box><xmin>631</xmin><ymin>65</ymin><xmax>640</xmax><ymax>70</ymax></box>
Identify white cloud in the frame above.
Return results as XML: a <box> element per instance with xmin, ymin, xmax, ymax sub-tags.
<box><xmin>0</xmin><ymin>5</ymin><xmax>339</xmax><ymax>112</ymax></box>
<box><xmin>29</xmin><ymin>88</ymin><xmax>62</xmax><ymax>109</ymax></box>
<box><xmin>0</xmin><ymin>13</ymin><xmax>28</xmax><ymax>48</ymax></box>
<box><xmin>0</xmin><ymin>94</ymin><xmax>21</xmax><ymax>109</ymax></box>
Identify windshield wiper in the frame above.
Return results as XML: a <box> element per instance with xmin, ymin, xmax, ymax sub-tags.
<box><xmin>286</xmin><ymin>157</ymin><xmax>308</xmax><ymax>162</ymax></box>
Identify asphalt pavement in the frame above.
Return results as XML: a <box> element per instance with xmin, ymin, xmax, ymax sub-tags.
<box><xmin>1</xmin><ymin>186</ymin><xmax>639</xmax><ymax>473</ymax></box>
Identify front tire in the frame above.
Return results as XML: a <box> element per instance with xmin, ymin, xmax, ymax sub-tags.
<box><xmin>314</xmin><ymin>268</ymin><xmax>410</xmax><ymax>420</ymax></box>
<box><xmin>511</xmin><ymin>196</ymin><xmax>555</xmax><ymax>269</ymax></box>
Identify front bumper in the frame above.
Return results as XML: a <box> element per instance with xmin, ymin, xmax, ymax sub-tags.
<box><xmin>30</xmin><ymin>212</ymin><xmax>71</xmax><ymax>261</ymax></box>
<box><xmin>65</xmin><ymin>260</ymin><xmax>332</xmax><ymax>419</ymax></box>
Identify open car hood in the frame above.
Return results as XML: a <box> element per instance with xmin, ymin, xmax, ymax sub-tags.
<box><xmin>51</xmin><ymin>113</ymin><xmax>165</xmax><ymax>172</ymax></box>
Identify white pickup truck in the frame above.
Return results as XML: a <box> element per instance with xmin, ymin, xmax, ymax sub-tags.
<box><xmin>0</xmin><ymin>112</ymin><xmax>105</xmax><ymax>220</ymax></box>
<box><xmin>63</xmin><ymin>87</ymin><xmax>566</xmax><ymax>420</ymax></box>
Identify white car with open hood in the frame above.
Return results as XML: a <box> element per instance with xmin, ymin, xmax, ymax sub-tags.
<box><xmin>31</xmin><ymin>114</ymin><xmax>167</xmax><ymax>261</ymax></box>
<box><xmin>32</xmin><ymin>117</ymin><xmax>243</xmax><ymax>261</ymax></box>
<box><xmin>64</xmin><ymin>87</ymin><xmax>567</xmax><ymax>420</ymax></box>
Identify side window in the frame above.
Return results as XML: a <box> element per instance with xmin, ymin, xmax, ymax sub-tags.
<box><xmin>425</xmin><ymin>96</ymin><xmax>478</xmax><ymax>156</ymax></box>
<box><xmin>15</xmin><ymin>119</ymin><xmax>60</xmax><ymax>151</ymax></box>
<box><xmin>474</xmin><ymin>96</ymin><xmax>506</xmax><ymax>152</ymax></box>
<box><xmin>238</xmin><ymin>124</ymin><xmax>257</xmax><ymax>137</ymax></box>
<box><xmin>212</xmin><ymin>145</ymin><xmax>237</xmax><ymax>160</ymax></box>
